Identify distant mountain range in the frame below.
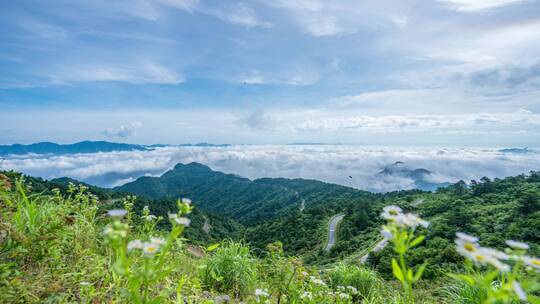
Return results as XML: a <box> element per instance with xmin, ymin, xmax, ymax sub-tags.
<box><xmin>378</xmin><ymin>161</ymin><xmax>451</xmax><ymax>192</ymax></box>
<box><xmin>0</xmin><ymin>141</ymin><xmax>231</xmax><ymax>155</ymax></box>
<box><xmin>0</xmin><ymin>141</ymin><xmax>147</xmax><ymax>155</ymax></box>
<box><xmin>499</xmin><ymin>147</ymin><xmax>530</xmax><ymax>154</ymax></box>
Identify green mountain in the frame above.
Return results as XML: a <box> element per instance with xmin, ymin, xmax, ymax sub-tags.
<box><xmin>114</xmin><ymin>162</ymin><xmax>374</xmax><ymax>225</ymax></box>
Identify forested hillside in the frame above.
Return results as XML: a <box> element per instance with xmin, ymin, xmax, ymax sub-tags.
<box><xmin>114</xmin><ymin>162</ymin><xmax>373</xmax><ymax>225</ymax></box>
<box><xmin>1</xmin><ymin>169</ymin><xmax>539</xmax><ymax>303</ymax></box>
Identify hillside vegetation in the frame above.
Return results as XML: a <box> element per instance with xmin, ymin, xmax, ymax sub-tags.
<box><xmin>1</xmin><ymin>170</ymin><xmax>539</xmax><ymax>303</ymax></box>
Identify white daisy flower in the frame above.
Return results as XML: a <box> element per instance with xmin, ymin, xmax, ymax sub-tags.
<box><xmin>143</xmin><ymin>242</ymin><xmax>160</xmax><ymax>256</ymax></box>
<box><xmin>456</xmin><ymin>238</ymin><xmax>480</xmax><ymax>261</ymax></box>
<box><xmin>483</xmin><ymin>255</ymin><xmax>510</xmax><ymax>272</ymax></box>
<box><xmin>301</xmin><ymin>291</ymin><xmax>312</xmax><ymax>299</ymax></box>
<box><xmin>506</xmin><ymin>240</ymin><xmax>529</xmax><ymax>250</ymax></box>
<box><xmin>144</xmin><ymin>214</ymin><xmax>157</xmax><ymax>221</ymax></box>
<box><xmin>255</xmin><ymin>288</ymin><xmax>269</xmax><ymax>297</ymax></box>
<box><xmin>523</xmin><ymin>256</ymin><xmax>540</xmax><ymax>270</ymax></box>
<box><xmin>127</xmin><ymin>239</ymin><xmax>144</xmax><ymax>251</ymax></box>
<box><xmin>339</xmin><ymin>293</ymin><xmax>350</xmax><ymax>299</ymax></box>
<box><xmin>381</xmin><ymin>205</ymin><xmax>402</xmax><ymax>220</ymax></box>
<box><xmin>481</xmin><ymin>247</ymin><xmax>509</xmax><ymax>261</ymax></box>
<box><xmin>107</xmin><ymin>209</ymin><xmax>127</xmax><ymax>218</ymax></box>
<box><xmin>182</xmin><ymin>198</ymin><xmax>192</xmax><ymax>205</ymax></box>
<box><xmin>512</xmin><ymin>281</ymin><xmax>527</xmax><ymax>301</ymax></box>
<box><xmin>346</xmin><ymin>286</ymin><xmax>358</xmax><ymax>294</ymax></box>
<box><xmin>462</xmin><ymin>248</ymin><xmax>510</xmax><ymax>272</ymax></box>
<box><xmin>394</xmin><ymin>213</ymin><xmax>429</xmax><ymax>228</ymax></box>
<box><xmin>311</xmin><ymin>278</ymin><xmax>326</xmax><ymax>286</ymax></box>
<box><xmin>175</xmin><ymin>217</ymin><xmax>191</xmax><ymax>226</ymax></box>
<box><xmin>456</xmin><ymin>233</ymin><xmax>479</xmax><ymax>243</ymax></box>
<box><xmin>150</xmin><ymin>237</ymin><xmax>166</xmax><ymax>245</ymax></box>
<box><xmin>381</xmin><ymin>227</ymin><xmax>394</xmax><ymax>240</ymax></box>
<box><xmin>102</xmin><ymin>226</ymin><xmax>113</xmax><ymax>236</ymax></box>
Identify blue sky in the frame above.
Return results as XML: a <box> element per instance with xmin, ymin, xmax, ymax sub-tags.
<box><xmin>1</xmin><ymin>0</ymin><xmax>540</xmax><ymax>146</ymax></box>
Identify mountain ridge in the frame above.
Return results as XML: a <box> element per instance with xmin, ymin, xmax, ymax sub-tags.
<box><xmin>0</xmin><ymin>140</ymin><xmax>147</xmax><ymax>155</ymax></box>
<box><xmin>115</xmin><ymin>162</ymin><xmax>372</xmax><ymax>224</ymax></box>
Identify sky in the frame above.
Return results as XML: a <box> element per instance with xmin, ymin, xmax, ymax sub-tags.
<box><xmin>1</xmin><ymin>0</ymin><xmax>540</xmax><ymax>146</ymax></box>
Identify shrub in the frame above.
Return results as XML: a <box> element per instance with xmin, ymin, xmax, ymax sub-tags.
<box><xmin>440</xmin><ymin>276</ymin><xmax>489</xmax><ymax>304</ymax></box>
<box><xmin>200</xmin><ymin>240</ymin><xmax>257</xmax><ymax>298</ymax></box>
<box><xmin>326</xmin><ymin>263</ymin><xmax>382</xmax><ymax>300</ymax></box>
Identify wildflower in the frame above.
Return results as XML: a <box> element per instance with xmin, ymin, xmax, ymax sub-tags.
<box><xmin>143</xmin><ymin>242</ymin><xmax>160</xmax><ymax>256</ymax></box>
<box><xmin>481</xmin><ymin>248</ymin><xmax>509</xmax><ymax>261</ymax></box>
<box><xmin>523</xmin><ymin>256</ymin><xmax>540</xmax><ymax>270</ymax></box>
<box><xmin>107</xmin><ymin>209</ymin><xmax>127</xmax><ymax>218</ymax></box>
<box><xmin>346</xmin><ymin>286</ymin><xmax>358</xmax><ymax>294</ymax></box>
<box><xmin>102</xmin><ymin>226</ymin><xmax>113</xmax><ymax>236</ymax></box>
<box><xmin>512</xmin><ymin>281</ymin><xmax>527</xmax><ymax>301</ymax></box>
<box><xmin>381</xmin><ymin>227</ymin><xmax>394</xmax><ymax>240</ymax></box>
<box><xmin>381</xmin><ymin>205</ymin><xmax>402</xmax><ymax>220</ymax></box>
<box><xmin>182</xmin><ymin>198</ymin><xmax>192</xmax><ymax>205</ymax></box>
<box><xmin>455</xmin><ymin>234</ymin><xmax>480</xmax><ymax>261</ymax></box>
<box><xmin>482</xmin><ymin>255</ymin><xmax>510</xmax><ymax>272</ymax></box>
<box><xmin>311</xmin><ymin>277</ymin><xmax>326</xmax><ymax>286</ymax></box>
<box><xmin>127</xmin><ymin>239</ymin><xmax>144</xmax><ymax>251</ymax></box>
<box><xmin>301</xmin><ymin>271</ymin><xmax>309</xmax><ymax>277</ymax></box>
<box><xmin>301</xmin><ymin>291</ymin><xmax>312</xmax><ymax>299</ymax></box>
<box><xmin>150</xmin><ymin>237</ymin><xmax>166</xmax><ymax>245</ymax></box>
<box><xmin>255</xmin><ymin>288</ymin><xmax>269</xmax><ymax>297</ymax></box>
<box><xmin>505</xmin><ymin>240</ymin><xmax>529</xmax><ymax>250</ymax></box>
<box><xmin>395</xmin><ymin>213</ymin><xmax>429</xmax><ymax>228</ymax></box>
<box><xmin>339</xmin><ymin>293</ymin><xmax>350</xmax><ymax>299</ymax></box>
<box><xmin>143</xmin><ymin>214</ymin><xmax>157</xmax><ymax>221</ymax></box>
<box><xmin>456</xmin><ymin>232</ymin><xmax>479</xmax><ymax>243</ymax></box>
<box><xmin>169</xmin><ymin>213</ymin><xmax>191</xmax><ymax>226</ymax></box>
<box><xmin>456</xmin><ymin>236</ymin><xmax>511</xmax><ymax>272</ymax></box>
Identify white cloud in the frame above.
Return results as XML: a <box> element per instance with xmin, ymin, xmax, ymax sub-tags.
<box><xmin>236</xmin><ymin>68</ymin><xmax>320</xmax><ymax>86</ymax></box>
<box><xmin>302</xmin><ymin>15</ymin><xmax>343</xmax><ymax>37</ymax></box>
<box><xmin>104</xmin><ymin>122</ymin><xmax>143</xmax><ymax>138</ymax></box>
<box><xmin>237</xmin><ymin>111</ymin><xmax>276</xmax><ymax>130</ymax></box>
<box><xmin>437</xmin><ymin>0</ymin><xmax>531</xmax><ymax>12</ymax></box>
<box><xmin>208</xmin><ymin>3</ymin><xmax>271</xmax><ymax>28</ymax></box>
<box><xmin>2</xmin><ymin>146</ymin><xmax>539</xmax><ymax>192</ymax></box>
<box><xmin>48</xmin><ymin>63</ymin><xmax>183</xmax><ymax>85</ymax></box>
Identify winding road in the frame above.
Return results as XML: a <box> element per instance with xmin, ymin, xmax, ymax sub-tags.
<box><xmin>325</xmin><ymin>214</ymin><xmax>344</xmax><ymax>251</ymax></box>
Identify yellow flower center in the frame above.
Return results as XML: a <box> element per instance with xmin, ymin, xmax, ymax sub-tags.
<box><xmin>389</xmin><ymin>210</ymin><xmax>398</xmax><ymax>216</ymax></box>
<box><xmin>532</xmin><ymin>259</ymin><xmax>540</xmax><ymax>267</ymax></box>
<box><xmin>146</xmin><ymin>246</ymin><xmax>158</xmax><ymax>253</ymax></box>
<box><xmin>464</xmin><ymin>243</ymin><xmax>476</xmax><ymax>252</ymax></box>
<box><xmin>476</xmin><ymin>255</ymin><xmax>485</xmax><ymax>262</ymax></box>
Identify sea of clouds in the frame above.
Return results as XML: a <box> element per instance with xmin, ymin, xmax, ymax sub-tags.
<box><xmin>1</xmin><ymin>145</ymin><xmax>539</xmax><ymax>192</ymax></box>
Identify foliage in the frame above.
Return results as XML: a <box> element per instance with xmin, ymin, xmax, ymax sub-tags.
<box><xmin>1</xmin><ymin>170</ymin><xmax>539</xmax><ymax>303</ymax></box>
<box><xmin>325</xmin><ymin>263</ymin><xmax>382</xmax><ymax>300</ymax></box>
<box><xmin>199</xmin><ymin>240</ymin><xmax>258</xmax><ymax>298</ymax></box>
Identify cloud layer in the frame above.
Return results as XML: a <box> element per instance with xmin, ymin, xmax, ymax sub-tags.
<box><xmin>2</xmin><ymin>146</ymin><xmax>538</xmax><ymax>192</ymax></box>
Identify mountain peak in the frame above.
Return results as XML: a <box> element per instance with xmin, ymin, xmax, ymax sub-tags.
<box><xmin>173</xmin><ymin>162</ymin><xmax>212</xmax><ymax>171</ymax></box>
